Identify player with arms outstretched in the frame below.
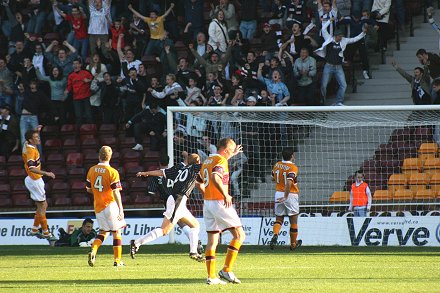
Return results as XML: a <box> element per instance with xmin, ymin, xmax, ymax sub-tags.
<box><xmin>269</xmin><ymin>147</ymin><xmax>302</xmax><ymax>250</ymax></box>
<box><xmin>132</xmin><ymin>154</ymin><xmax>205</xmax><ymax>262</ymax></box>
<box><xmin>86</xmin><ymin>146</ymin><xmax>126</xmax><ymax>267</ymax></box>
<box><xmin>201</xmin><ymin>138</ymin><xmax>245</xmax><ymax>285</ymax></box>
<box><xmin>22</xmin><ymin>128</ymin><xmax>56</xmax><ymax>240</ymax></box>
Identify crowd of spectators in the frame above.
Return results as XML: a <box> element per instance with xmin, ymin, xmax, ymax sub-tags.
<box><xmin>0</xmin><ymin>0</ymin><xmax>436</xmax><ymax>175</ymax></box>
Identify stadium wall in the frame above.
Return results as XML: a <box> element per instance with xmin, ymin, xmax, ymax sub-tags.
<box><xmin>1</xmin><ymin>216</ymin><xmax>440</xmax><ymax>246</ymax></box>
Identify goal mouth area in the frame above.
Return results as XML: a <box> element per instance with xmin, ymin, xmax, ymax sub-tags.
<box><xmin>167</xmin><ymin>105</ymin><xmax>440</xmax><ymax>217</ymax></box>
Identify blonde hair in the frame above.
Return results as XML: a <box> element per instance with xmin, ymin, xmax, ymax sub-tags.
<box><xmin>187</xmin><ymin>154</ymin><xmax>200</xmax><ymax>165</ymax></box>
<box><xmin>99</xmin><ymin>146</ymin><xmax>112</xmax><ymax>162</ymax></box>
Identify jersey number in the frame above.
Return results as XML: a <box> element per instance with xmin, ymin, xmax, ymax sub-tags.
<box><xmin>202</xmin><ymin>168</ymin><xmax>209</xmax><ymax>187</ymax></box>
<box><xmin>94</xmin><ymin>176</ymin><xmax>104</xmax><ymax>192</ymax></box>
<box><xmin>274</xmin><ymin>169</ymin><xmax>287</xmax><ymax>185</ymax></box>
<box><xmin>167</xmin><ymin>169</ymin><xmax>189</xmax><ymax>188</ymax></box>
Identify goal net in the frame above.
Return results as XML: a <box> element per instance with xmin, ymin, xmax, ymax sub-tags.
<box><xmin>166</xmin><ymin>106</ymin><xmax>440</xmax><ymax>218</ymax></box>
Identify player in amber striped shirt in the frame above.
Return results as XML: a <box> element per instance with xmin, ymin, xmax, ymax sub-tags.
<box><xmin>269</xmin><ymin>147</ymin><xmax>302</xmax><ymax>251</ymax></box>
<box><xmin>86</xmin><ymin>146</ymin><xmax>126</xmax><ymax>267</ymax></box>
<box><xmin>200</xmin><ymin>138</ymin><xmax>244</xmax><ymax>285</ymax></box>
<box><xmin>22</xmin><ymin>129</ymin><xmax>56</xmax><ymax>239</ymax></box>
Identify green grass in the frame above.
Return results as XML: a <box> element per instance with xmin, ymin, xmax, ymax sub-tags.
<box><xmin>0</xmin><ymin>245</ymin><xmax>439</xmax><ymax>292</ymax></box>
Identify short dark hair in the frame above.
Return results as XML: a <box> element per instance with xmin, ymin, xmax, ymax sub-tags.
<box><xmin>129</xmin><ymin>67</ymin><xmax>137</xmax><ymax>72</ymax></box>
<box><xmin>282</xmin><ymin>147</ymin><xmax>294</xmax><ymax>161</ymax></box>
<box><xmin>247</xmin><ymin>51</ymin><xmax>256</xmax><ymax>57</ymax></box>
<box><xmin>159</xmin><ymin>155</ymin><xmax>169</xmax><ymax>166</ymax></box>
<box><xmin>355</xmin><ymin>170</ymin><xmax>364</xmax><ymax>177</ymax></box>
<box><xmin>416</xmin><ymin>49</ymin><xmax>427</xmax><ymax>56</ymax></box>
<box><xmin>414</xmin><ymin>67</ymin><xmax>424</xmax><ymax>74</ymax></box>
<box><xmin>73</xmin><ymin>58</ymin><xmax>82</xmax><ymax>63</ymax></box>
<box><xmin>25</xmin><ymin>129</ymin><xmax>38</xmax><ymax>142</ymax></box>
<box><xmin>433</xmin><ymin>79</ymin><xmax>440</xmax><ymax>86</ymax></box>
<box><xmin>82</xmin><ymin>218</ymin><xmax>94</xmax><ymax>226</ymax></box>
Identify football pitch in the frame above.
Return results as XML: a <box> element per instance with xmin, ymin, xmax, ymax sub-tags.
<box><xmin>0</xmin><ymin>245</ymin><xmax>439</xmax><ymax>292</ymax></box>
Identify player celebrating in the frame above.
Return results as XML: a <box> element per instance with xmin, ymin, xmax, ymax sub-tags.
<box><xmin>201</xmin><ymin>138</ymin><xmax>245</xmax><ymax>285</ymax></box>
<box><xmin>86</xmin><ymin>146</ymin><xmax>126</xmax><ymax>267</ymax></box>
<box><xmin>131</xmin><ymin>154</ymin><xmax>205</xmax><ymax>262</ymax></box>
<box><xmin>22</xmin><ymin>129</ymin><xmax>56</xmax><ymax>239</ymax></box>
<box><xmin>269</xmin><ymin>147</ymin><xmax>302</xmax><ymax>250</ymax></box>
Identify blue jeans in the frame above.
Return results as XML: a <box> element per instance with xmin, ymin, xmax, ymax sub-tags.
<box><xmin>144</xmin><ymin>39</ymin><xmax>163</xmax><ymax>57</ymax></box>
<box><xmin>353</xmin><ymin>206</ymin><xmax>368</xmax><ymax>217</ymax></box>
<box><xmin>27</xmin><ymin>11</ymin><xmax>48</xmax><ymax>35</ymax></box>
<box><xmin>15</xmin><ymin>94</ymin><xmax>24</xmax><ymax>116</ymax></box>
<box><xmin>239</xmin><ymin>20</ymin><xmax>257</xmax><ymax>40</ymax></box>
<box><xmin>0</xmin><ymin>93</ymin><xmax>12</xmax><ymax>107</ymax></box>
<box><xmin>321</xmin><ymin>64</ymin><xmax>347</xmax><ymax>104</ymax></box>
<box><xmin>20</xmin><ymin>114</ymin><xmax>39</xmax><ymax>146</ymax></box>
<box><xmin>351</xmin><ymin>0</ymin><xmax>373</xmax><ymax>18</ymax></box>
<box><xmin>73</xmin><ymin>38</ymin><xmax>89</xmax><ymax>62</ymax></box>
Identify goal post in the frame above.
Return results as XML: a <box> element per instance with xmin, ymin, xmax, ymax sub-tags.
<box><xmin>167</xmin><ymin>105</ymin><xmax>440</xmax><ymax>219</ymax></box>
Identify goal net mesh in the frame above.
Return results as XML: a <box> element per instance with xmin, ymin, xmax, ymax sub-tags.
<box><xmin>168</xmin><ymin>107</ymin><xmax>440</xmax><ymax>217</ymax></box>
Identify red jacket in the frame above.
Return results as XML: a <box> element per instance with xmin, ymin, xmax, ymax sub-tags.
<box><xmin>111</xmin><ymin>26</ymin><xmax>125</xmax><ymax>50</ymax></box>
<box><xmin>67</xmin><ymin>70</ymin><xmax>93</xmax><ymax>100</ymax></box>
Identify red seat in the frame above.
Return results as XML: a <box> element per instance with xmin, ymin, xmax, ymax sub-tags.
<box><xmin>48</xmin><ymin>167</ymin><xmax>67</xmax><ymax>181</ymax></box>
<box><xmin>43</xmin><ymin>139</ymin><xmax>63</xmax><ymax>152</ymax></box>
<box><xmin>8</xmin><ymin>168</ymin><xmax>26</xmax><ymax>183</ymax></box>
<box><xmin>0</xmin><ymin>155</ymin><xmax>6</xmax><ymax>169</ymax></box>
<box><xmin>67</xmin><ymin>168</ymin><xmax>85</xmax><ymax>182</ymax></box>
<box><xmin>79</xmin><ymin>124</ymin><xmax>97</xmax><ymax>136</ymax></box>
<box><xmin>81</xmin><ymin>138</ymin><xmax>99</xmax><ymax>153</ymax></box>
<box><xmin>99</xmin><ymin>124</ymin><xmax>117</xmax><ymax>135</ymax></box>
<box><xmin>143</xmin><ymin>151</ymin><xmax>160</xmax><ymax>163</ymax></box>
<box><xmin>11</xmin><ymin>183</ymin><xmax>27</xmax><ymax>194</ymax></box>
<box><xmin>0</xmin><ymin>169</ymin><xmax>8</xmax><ymax>183</ymax></box>
<box><xmin>46</xmin><ymin>153</ymin><xmax>64</xmax><ymax>169</ymax></box>
<box><xmin>130</xmin><ymin>180</ymin><xmax>148</xmax><ymax>192</ymax></box>
<box><xmin>131</xmin><ymin>193</ymin><xmax>153</xmax><ymax>205</ymax></box>
<box><xmin>121</xmin><ymin>150</ymin><xmax>141</xmax><ymax>163</ymax></box>
<box><xmin>63</xmin><ymin>138</ymin><xmax>80</xmax><ymax>153</ymax></box>
<box><xmin>7</xmin><ymin>155</ymin><xmax>23</xmax><ymax>168</ymax></box>
<box><xmin>119</xmin><ymin>137</ymin><xmax>136</xmax><ymax>149</ymax></box>
<box><xmin>41</xmin><ymin>125</ymin><xmax>60</xmax><ymax>140</ymax></box>
<box><xmin>121</xmin><ymin>194</ymin><xmax>131</xmax><ymax>205</ymax></box>
<box><xmin>71</xmin><ymin>194</ymin><xmax>92</xmax><ymax>206</ymax></box>
<box><xmin>66</xmin><ymin>152</ymin><xmax>84</xmax><ymax>167</ymax></box>
<box><xmin>60</xmin><ymin>124</ymin><xmax>76</xmax><ymax>138</ymax></box>
<box><xmin>100</xmin><ymin>136</ymin><xmax>117</xmax><ymax>149</ymax></box>
<box><xmin>51</xmin><ymin>182</ymin><xmax>70</xmax><ymax>194</ymax></box>
<box><xmin>0</xmin><ymin>196</ymin><xmax>12</xmax><ymax>207</ymax></box>
<box><xmin>0</xmin><ymin>183</ymin><xmax>11</xmax><ymax>193</ymax></box>
<box><xmin>11</xmin><ymin>193</ymin><xmax>33</xmax><ymax>207</ymax></box>
<box><xmin>53</xmin><ymin>196</ymin><xmax>72</xmax><ymax>206</ymax></box>
<box><xmin>71</xmin><ymin>180</ymin><xmax>87</xmax><ymax>195</ymax></box>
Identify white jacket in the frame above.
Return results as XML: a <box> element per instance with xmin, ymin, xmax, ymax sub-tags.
<box><xmin>314</xmin><ymin>20</ymin><xmax>366</xmax><ymax>62</ymax></box>
<box><xmin>208</xmin><ymin>19</ymin><xmax>229</xmax><ymax>52</ymax></box>
<box><xmin>371</xmin><ymin>0</ymin><xmax>391</xmax><ymax>23</ymax></box>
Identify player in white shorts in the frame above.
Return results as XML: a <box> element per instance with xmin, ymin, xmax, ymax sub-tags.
<box><xmin>270</xmin><ymin>147</ymin><xmax>302</xmax><ymax>251</ymax></box>
<box><xmin>200</xmin><ymin>138</ymin><xmax>245</xmax><ymax>285</ymax></box>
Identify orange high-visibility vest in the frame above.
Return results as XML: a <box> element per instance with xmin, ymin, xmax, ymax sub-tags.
<box><xmin>351</xmin><ymin>182</ymin><xmax>369</xmax><ymax>207</ymax></box>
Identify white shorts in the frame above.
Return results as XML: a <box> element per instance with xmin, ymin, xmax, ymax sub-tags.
<box><xmin>203</xmin><ymin>200</ymin><xmax>242</xmax><ymax>233</ymax></box>
<box><xmin>163</xmin><ymin>195</ymin><xmax>192</xmax><ymax>225</ymax></box>
<box><xmin>24</xmin><ymin>176</ymin><xmax>46</xmax><ymax>202</ymax></box>
<box><xmin>96</xmin><ymin>201</ymin><xmax>127</xmax><ymax>231</ymax></box>
<box><xmin>274</xmin><ymin>191</ymin><xmax>299</xmax><ymax>216</ymax></box>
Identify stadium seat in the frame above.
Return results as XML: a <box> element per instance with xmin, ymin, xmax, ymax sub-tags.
<box><xmin>0</xmin><ymin>169</ymin><xmax>7</xmax><ymax>184</ymax></box>
<box><xmin>79</xmin><ymin>124</ymin><xmax>97</xmax><ymax>136</ymax></box>
<box><xmin>51</xmin><ymin>182</ymin><xmax>70</xmax><ymax>194</ymax></box>
<box><xmin>8</xmin><ymin>168</ymin><xmax>27</xmax><ymax>183</ymax></box>
<box><xmin>0</xmin><ymin>195</ymin><xmax>12</xmax><ymax>207</ymax></box>
<box><xmin>0</xmin><ymin>155</ymin><xmax>5</xmax><ymax>169</ymax></box>
<box><xmin>99</xmin><ymin>124</ymin><xmax>117</xmax><ymax>135</ymax></box>
<box><xmin>47</xmin><ymin>167</ymin><xmax>67</xmax><ymax>182</ymax></box>
<box><xmin>329</xmin><ymin>191</ymin><xmax>350</xmax><ymax>202</ymax></box>
<box><xmin>60</xmin><ymin>124</ymin><xmax>76</xmax><ymax>138</ymax></box>
<box><xmin>7</xmin><ymin>154</ymin><xmax>23</xmax><ymax>168</ymax></box>
<box><xmin>119</xmin><ymin>136</ymin><xmax>136</xmax><ymax>149</ymax></box>
<box><xmin>394</xmin><ymin>141</ymin><xmax>418</xmax><ymax>161</ymax></box>
<box><xmin>45</xmin><ymin>153</ymin><xmax>64</xmax><ymax>169</ymax></box>
<box><xmin>413</xmin><ymin>127</ymin><xmax>433</xmax><ymax>143</ymax></box>
<box><xmin>121</xmin><ymin>150</ymin><xmax>141</xmax><ymax>163</ymax></box>
<box><xmin>0</xmin><ymin>184</ymin><xmax>11</xmax><ymax>194</ymax></box>
<box><xmin>131</xmin><ymin>193</ymin><xmax>153</xmax><ymax>205</ymax></box>
<box><xmin>43</xmin><ymin>139</ymin><xmax>63</xmax><ymax>153</ymax></box>
<box><xmin>11</xmin><ymin>183</ymin><xmax>27</xmax><ymax>194</ymax></box>
<box><xmin>63</xmin><ymin>138</ymin><xmax>80</xmax><ymax>153</ymax></box>
<box><xmin>414</xmin><ymin>189</ymin><xmax>436</xmax><ymax>200</ymax></box>
<box><xmin>408</xmin><ymin>173</ymin><xmax>431</xmax><ymax>192</ymax></box>
<box><xmin>143</xmin><ymin>150</ymin><xmax>160</xmax><ymax>163</ymax></box>
<box><xmin>429</xmin><ymin>173</ymin><xmax>440</xmax><ymax>193</ymax></box>
<box><xmin>66</xmin><ymin>152</ymin><xmax>84</xmax><ymax>168</ymax></box>
<box><xmin>361</xmin><ymin>160</ymin><xmax>377</xmax><ymax>173</ymax></box>
<box><xmin>373</xmin><ymin>190</ymin><xmax>393</xmax><ymax>201</ymax></box>
<box><xmin>125</xmin><ymin>164</ymin><xmax>143</xmax><ymax>178</ymax></box>
<box><xmin>423</xmin><ymin>158</ymin><xmax>440</xmax><ymax>174</ymax></box>
<box><xmin>67</xmin><ymin>168</ymin><xmax>85</xmax><ymax>183</ymax></box>
<box><xmin>71</xmin><ymin>194</ymin><xmax>92</xmax><ymax>206</ymax></box>
<box><xmin>387</xmin><ymin>174</ymin><xmax>407</xmax><ymax>193</ymax></box>
<box><xmin>99</xmin><ymin>136</ymin><xmax>118</xmax><ymax>149</ymax></box>
<box><xmin>53</xmin><ymin>196</ymin><xmax>72</xmax><ymax>206</ymax></box>
<box><xmin>70</xmin><ymin>181</ymin><xmax>87</xmax><ymax>195</ymax></box>
<box><xmin>393</xmin><ymin>189</ymin><xmax>414</xmax><ymax>200</ymax></box>
<box><xmin>418</xmin><ymin>142</ymin><xmax>438</xmax><ymax>160</ymax></box>
<box><xmin>41</xmin><ymin>125</ymin><xmax>60</xmax><ymax>140</ymax></box>
<box><xmin>11</xmin><ymin>193</ymin><xmax>33</xmax><ymax>207</ymax></box>
<box><xmin>81</xmin><ymin>137</ymin><xmax>100</xmax><ymax>153</ymax></box>
<box><xmin>389</xmin><ymin>128</ymin><xmax>413</xmax><ymax>143</ymax></box>
<box><xmin>401</xmin><ymin>158</ymin><xmax>424</xmax><ymax>174</ymax></box>
<box><xmin>129</xmin><ymin>180</ymin><xmax>148</xmax><ymax>192</ymax></box>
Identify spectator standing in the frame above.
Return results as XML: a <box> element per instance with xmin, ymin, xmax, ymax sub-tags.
<box><xmin>149</xmin><ymin>73</ymin><xmax>183</xmax><ymax>110</ymax></box>
<box><xmin>257</xmin><ymin>64</ymin><xmax>290</xmax><ymax>106</ymax></box>
<box><xmin>184</xmin><ymin>0</ymin><xmax>204</xmax><ymax>38</ymax></box>
<box><xmin>391</xmin><ymin>60</ymin><xmax>432</xmax><ymax>105</ymax></box>
<box><xmin>110</xmin><ymin>19</ymin><xmax>125</xmax><ymax>51</ymax></box>
<box><xmin>269</xmin><ymin>0</ymin><xmax>287</xmax><ymax>29</ymax></box>
<box><xmin>129</xmin><ymin>14</ymin><xmax>148</xmax><ymax>59</ymax></box>
<box><xmin>45</xmin><ymin>40</ymin><xmax>78</xmax><ymax>77</ymax></box>
<box><xmin>348</xmin><ymin>171</ymin><xmax>372</xmax><ymax>217</ymax></box>
<box><xmin>210</xmin><ymin>0</ymin><xmax>238</xmax><ymax>34</ymax></box>
<box><xmin>0</xmin><ymin>104</ymin><xmax>19</xmax><ymax>158</ymax></box>
<box><xmin>189</xmin><ymin>43</ymin><xmax>232</xmax><ymax>77</ymax></box>
<box><xmin>91</xmin><ymin>72</ymin><xmax>120</xmax><ymax>124</ymax></box>
<box><xmin>117</xmin><ymin>36</ymin><xmax>142</xmax><ymax>78</ymax></box>
<box><xmin>318</xmin><ymin>0</ymin><xmax>338</xmax><ymax>36</ymax></box>
<box><xmin>238</xmin><ymin>0</ymin><xmax>258</xmax><ymax>40</ymax></box>
<box><xmin>261</xmin><ymin>23</ymin><xmax>279</xmax><ymax>62</ymax></box>
<box><xmin>3</xmin><ymin>2</ymin><xmax>27</xmax><ymax>54</ymax></box>
<box><xmin>88</xmin><ymin>0</ymin><xmax>111</xmax><ymax>56</ymax></box>
<box><xmin>351</xmin><ymin>0</ymin><xmax>373</xmax><ymax>18</ymax></box>
<box><xmin>118</xmin><ymin>67</ymin><xmax>146</xmax><ymax>123</ymax></box>
<box><xmin>293</xmin><ymin>47</ymin><xmax>317</xmax><ymax>105</ymax></box>
<box><xmin>32</xmin><ymin>43</ymin><xmax>47</xmax><ymax>77</ymax></box>
<box><xmin>65</xmin><ymin>59</ymin><xmax>93</xmax><ymax>126</ymax></box>
<box><xmin>371</xmin><ymin>0</ymin><xmax>391</xmax><ymax>51</ymax></box>
<box><xmin>86</xmin><ymin>54</ymin><xmax>108</xmax><ymax>113</ymax></box>
<box><xmin>315</xmin><ymin>21</ymin><xmax>367</xmax><ymax>106</ymax></box>
<box><xmin>208</xmin><ymin>10</ymin><xmax>229</xmax><ymax>53</ymax></box>
<box><xmin>27</xmin><ymin>0</ymin><xmax>50</xmax><ymax>35</ymax></box>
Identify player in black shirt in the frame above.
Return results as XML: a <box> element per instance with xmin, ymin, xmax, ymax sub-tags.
<box><xmin>130</xmin><ymin>154</ymin><xmax>205</xmax><ymax>262</ymax></box>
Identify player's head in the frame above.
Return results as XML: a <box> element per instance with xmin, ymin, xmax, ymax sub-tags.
<box><xmin>187</xmin><ymin>153</ymin><xmax>201</xmax><ymax>165</ymax></box>
<box><xmin>25</xmin><ymin>129</ymin><xmax>40</xmax><ymax>146</ymax></box>
<box><xmin>355</xmin><ymin>170</ymin><xmax>364</xmax><ymax>183</ymax></box>
<box><xmin>159</xmin><ymin>154</ymin><xmax>169</xmax><ymax>168</ymax></box>
<box><xmin>282</xmin><ymin>147</ymin><xmax>295</xmax><ymax>161</ymax></box>
<box><xmin>99</xmin><ymin>146</ymin><xmax>113</xmax><ymax>162</ymax></box>
<box><xmin>81</xmin><ymin>218</ymin><xmax>94</xmax><ymax>235</ymax></box>
<box><xmin>217</xmin><ymin>138</ymin><xmax>236</xmax><ymax>160</ymax></box>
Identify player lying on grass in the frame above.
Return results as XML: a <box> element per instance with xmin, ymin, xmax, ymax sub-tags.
<box><xmin>131</xmin><ymin>153</ymin><xmax>205</xmax><ymax>262</ymax></box>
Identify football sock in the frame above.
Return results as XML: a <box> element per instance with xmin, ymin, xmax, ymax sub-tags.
<box><xmin>223</xmin><ymin>239</ymin><xmax>242</xmax><ymax>273</ymax></box>
<box><xmin>205</xmin><ymin>249</ymin><xmax>216</xmax><ymax>279</ymax></box>
<box><xmin>189</xmin><ymin>227</ymin><xmax>200</xmax><ymax>254</ymax></box>
<box><xmin>113</xmin><ymin>236</ymin><xmax>122</xmax><ymax>264</ymax></box>
<box><xmin>135</xmin><ymin>228</ymin><xmax>163</xmax><ymax>246</ymax></box>
<box><xmin>40</xmin><ymin>215</ymin><xmax>48</xmax><ymax>233</ymax></box>
<box><xmin>182</xmin><ymin>225</ymin><xmax>191</xmax><ymax>241</ymax></box>
<box><xmin>32</xmin><ymin>213</ymin><xmax>41</xmax><ymax>231</ymax></box>
<box><xmin>273</xmin><ymin>220</ymin><xmax>282</xmax><ymax>236</ymax></box>
<box><xmin>91</xmin><ymin>233</ymin><xmax>107</xmax><ymax>254</ymax></box>
<box><xmin>290</xmin><ymin>224</ymin><xmax>298</xmax><ymax>246</ymax></box>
